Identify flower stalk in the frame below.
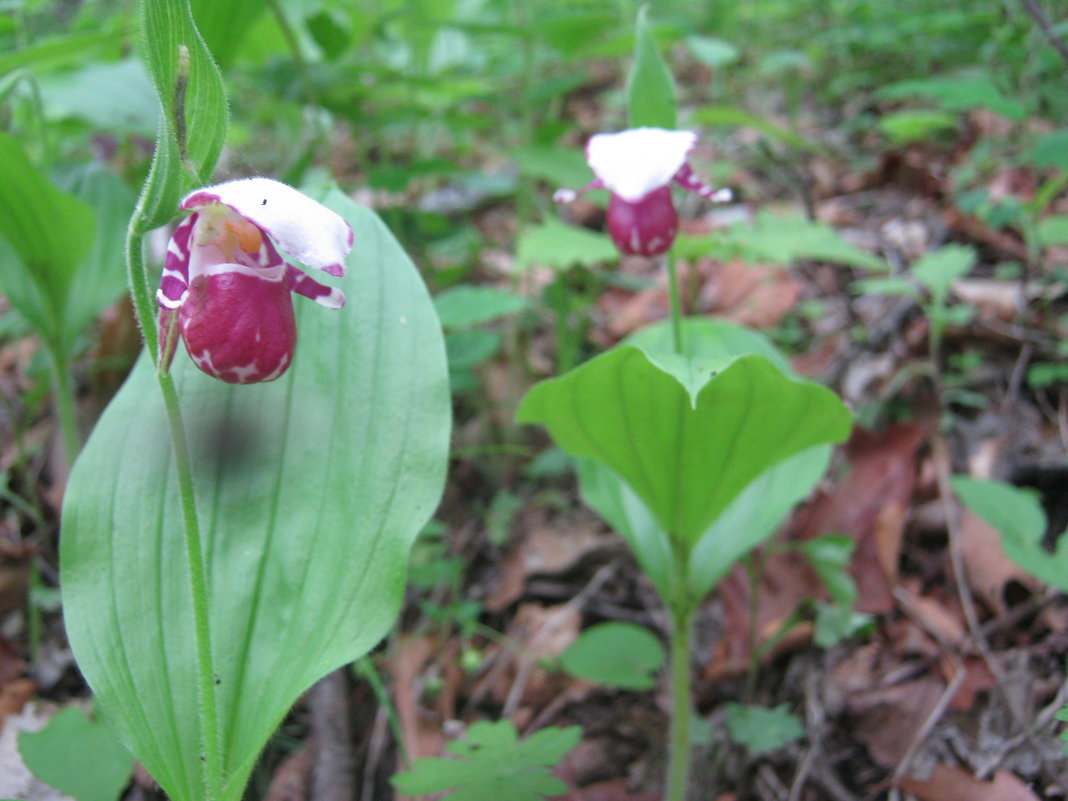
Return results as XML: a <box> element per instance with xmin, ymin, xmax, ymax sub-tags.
<box><xmin>125</xmin><ymin>220</ymin><xmax>222</xmax><ymax>801</ymax></box>
<box><xmin>666</xmin><ymin>601</ymin><xmax>696</xmax><ymax>801</ymax></box>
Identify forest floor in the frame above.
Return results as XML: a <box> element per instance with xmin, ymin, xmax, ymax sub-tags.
<box><xmin>2</xmin><ymin>66</ymin><xmax>1068</xmax><ymax>801</ymax></box>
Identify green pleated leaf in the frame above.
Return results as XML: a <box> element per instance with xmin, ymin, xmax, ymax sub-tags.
<box><xmin>60</xmin><ymin>193</ymin><xmax>450</xmax><ymax>801</ymax></box>
<box><xmin>626</xmin><ymin>5</ymin><xmax>676</xmax><ymax>130</ymax></box>
<box><xmin>0</xmin><ymin>132</ymin><xmax>95</xmax><ymax>345</ymax></box>
<box><xmin>518</xmin><ymin>335</ymin><xmax>850</xmax><ymax>547</ymax></box>
<box><xmin>136</xmin><ymin>0</ymin><xmax>228</xmax><ymax>231</ymax></box>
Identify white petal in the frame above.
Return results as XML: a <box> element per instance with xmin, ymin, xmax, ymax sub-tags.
<box><xmin>181</xmin><ymin>178</ymin><xmax>354</xmax><ymax>276</ymax></box>
<box><xmin>585</xmin><ymin>128</ymin><xmax>697</xmax><ymax>202</ymax></box>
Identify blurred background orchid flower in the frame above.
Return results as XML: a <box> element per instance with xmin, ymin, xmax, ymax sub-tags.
<box><xmin>554</xmin><ymin>127</ymin><xmax>731</xmax><ymax>257</ymax></box>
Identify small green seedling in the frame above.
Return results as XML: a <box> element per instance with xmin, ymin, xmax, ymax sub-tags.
<box><xmin>391</xmin><ymin>719</ymin><xmax>581</xmax><ymax>801</ymax></box>
<box><xmin>724</xmin><ymin>702</ymin><xmax>804</xmax><ymax>755</ymax></box>
<box><xmin>19</xmin><ymin>706</ymin><xmax>134</xmax><ymax>801</ymax></box>
<box><xmin>560</xmin><ymin>621</ymin><xmax>665</xmax><ymax>690</ymax></box>
<box><xmin>435</xmin><ymin>284</ymin><xmax>530</xmax><ymax>392</ymax></box>
<box><xmin>953</xmin><ymin>475</ymin><xmax>1068</xmax><ymax>755</ymax></box>
<box><xmin>952</xmin><ymin>476</ymin><xmax>1068</xmax><ymax>593</ymax></box>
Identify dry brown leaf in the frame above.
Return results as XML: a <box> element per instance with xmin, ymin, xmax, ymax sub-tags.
<box><xmin>898</xmin><ymin>763</ymin><xmax>1040</xmax><ymax>801</ymax></box>
<box><xmin>484</xmin><ymin>510</ymin><xmax>612</xmax><ymax>612</ymax></box>
<box><xmin>847</xmin><ymin>676</ymin><xmax>946</xmax><ymax>768</ymax></box>
<box><xmin>0</xmin><ymin>678</ymin><xmax>34</xmax><ymax>728</ymax></box>
<box><xmin>704</xmin><ymin>550</ymin><xmax>821</xmax><ymax>683</ymax></box>
<box><xmin>262</xmin><ymin>743</ymin><xmax>313</xmax><ymax>801</ymax></box>
<box><xmin>958</xmin><ymin>509</ymin><xmax>1040</xmax><ymax>616</ymax></box>
<box><xmin>389</xmin><ymin>637</ymin><xmax>446</xmax><ymax>761</ymax></box>
<box><xmin>789</xmin><ymin>424</ymin><xmax>926</xmax><ymax>614</ymax></box>
<box><xmin>490</xmin><ymin>602</ymin><xmax>582</xmax><ymax>710</ymax></box>
<box><xmin>695</xmin><ymin>260</ymin><xmax>802</xmax><ymax>328</ymax></box>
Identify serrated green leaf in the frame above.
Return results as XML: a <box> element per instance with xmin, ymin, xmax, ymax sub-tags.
<box><xmin>561</xmin><ymin>622</ymin><xmax>664</xmax><ymax>689</ymax></box>
<box><xmin>135</xmin><ymin>0</ymin><xmax>228</xmax><ymax>231</ymax></box>
<box><xmin>18</xmin><ymin>706</ymin><xmax>133</xmax><ymax>801</ymax></box>
<box><xmin>626</xmin><ymin>6</ymin><xmax>676</xmax><ymax>130</ymax></box>
<box><xmin>952</xmin><ymin>476</ymin><xmax>1068</xmax><ymax>592</ymax></box>
<box><xmin>392</xmin><ymin>720</ymin><xmax>581</xmax><ymax>801</ymax></box>
<box><xmin>516</xmin><ymin>219</ymin><xmax>617</xmax><ymax>271</ymax></box>
<box><xmin>60</xmin><ymin>195</ymin><xmax>450</xmax><ymax>801</ymax></box>
<box><xmin>690</xmin><ymin>211</ymin><xmax>884</xmax><ymax>271</ymax></box>
<box><xmin>434</xmin><ymin>286</ymin><xmax>529</xmax><ymax>329</ymax></box>
<box><xmin>0</xmin><ymin>132</ymin><xmax>95</xmax><ymax>345</ymax></box>
<box><xmin>517</xmin><ymin>333</ymin><xmax>851</xmax><ymax>547</ymax></box>
<box><xmin>725</xmin><ymin>703</ymin><xmax>803</xmax><ymax>754</ymax></box>
<box><xmin>911</xmin><ymin>244</ymin><xmax>975</xmax><ymax>299</ymax></box>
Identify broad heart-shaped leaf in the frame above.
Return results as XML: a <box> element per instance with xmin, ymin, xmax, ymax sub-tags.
<box><xmin>566</xmin><ymin>319</ymin><xmax>843</xmax><ymax>606</ymax></box>
<box><xmin>136</xmin><ymin>0</ymin><xmax>228</xmax><ymax>230</ymax></box>
<box><xmin>580</xmin><ymin>448</ymin><xmax>830</xmax><ymax>605</ymax></box>
<box><xmin>952</xmin><ymin>476</ymin><xmax>1068</xmax><ymax>592</ymax></box>
<box><xmin>18</xmin><ymin>706</ymin><xmax>133</xmax><ymax>801</ymax></box>
<box><xmin>60</xmin><ymin>193</ymin><xmax>450</xmax><ymax>801</ymax></box>
<box><xmin>0</xmin><ymin>132</ymin><xmax>95</xmax><ymax>345</ymax></box>
<box><xmin>518</xmin><ymin>334</ymin><xmax>850</xmax><ymax>548</ymax></box>
<box><xmin>626</xmin><ymin>5</ymin><xmax>676</xmax><ymax>130</ymax></box>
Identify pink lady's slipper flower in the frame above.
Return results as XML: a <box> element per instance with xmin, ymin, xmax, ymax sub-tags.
<box><xmin>554</xmin><ymin>128</ymin><xmax>731</xmax><ymax>257</ymax></box>
<box><xmin>157</xmin><ymin>178</ymin><xmax>353</xmax><ymax>384</ymax></box>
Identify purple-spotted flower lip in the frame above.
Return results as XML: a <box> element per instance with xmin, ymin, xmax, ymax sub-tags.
<box><xmin>181</xmin><ymin>177</ymin><xmax>354</xmax><ymax>278</ymax></box>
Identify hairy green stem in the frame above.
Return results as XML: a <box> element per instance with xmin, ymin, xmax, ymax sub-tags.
<box><xmin>665</xmin><ymin>602</ymin><xmax>695</xmax><ymax>801</ymax></box>
<box><xmin>124</xmin><ymin>222</ymin><xmax>160</xmax><ymax>362</ymax></box>
<box><xmin>666</xmin><ymin>249</ymin><xmax>683</xmax><ymax>355</ymax></box>
<box><xmin>126</xmin><ymin>225</ymin><xmax>221</xmax><ymax>800</ymax></box>
<box><xmin>45</xmin><ymin>345</ymin><xmax>79</xmax><ymax>468</ymax></box>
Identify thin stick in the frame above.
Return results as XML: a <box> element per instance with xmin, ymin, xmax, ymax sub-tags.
<box><xmin>1020</xmin><ymin>0</ymin><xmax>1068</xmax><ymax>68</ymax></box>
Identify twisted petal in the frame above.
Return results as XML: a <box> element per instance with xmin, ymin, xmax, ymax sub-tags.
<box><xmin>181</xmin><ymin>178</ymin><xmax>354</xmax><ymax>277</ymax></box>
<box><xmin>585</xmin><ymin>128</ymin><xmax>697</xmax><ymax>202</ymax></box>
